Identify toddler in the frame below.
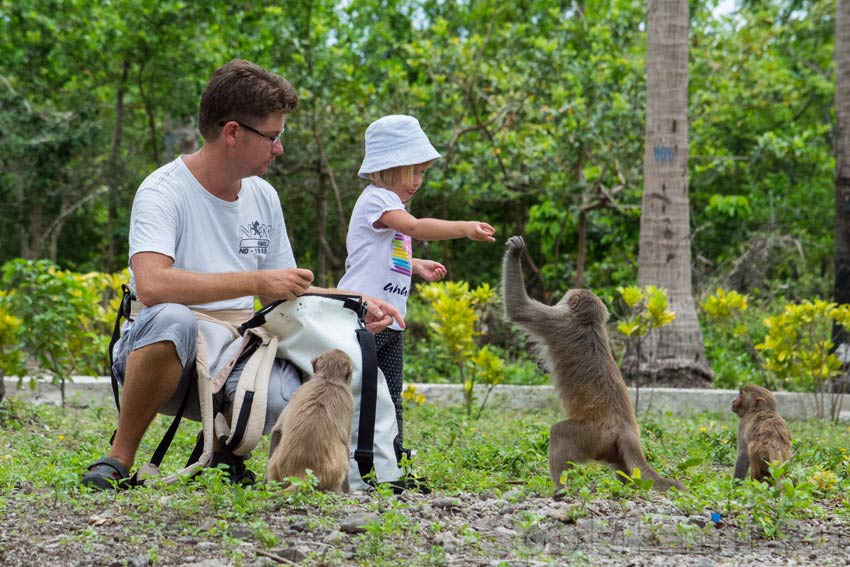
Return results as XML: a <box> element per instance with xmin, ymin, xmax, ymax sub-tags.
<box><xmin>338</xmin><ymin>115</ymin><xmax>495</xmax><ymax>456</ymax></box>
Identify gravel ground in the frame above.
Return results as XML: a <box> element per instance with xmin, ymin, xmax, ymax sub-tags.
<box><xmin>1</xmin><ymin>485</ymin><xmax>846</xmax><ymax>566</ymax></box>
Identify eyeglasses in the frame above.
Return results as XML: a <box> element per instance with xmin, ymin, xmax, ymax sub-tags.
<box><xmin>220</xmin><ymin>120</ymin><xmax>284</xmax><ymax>145</ymax></box>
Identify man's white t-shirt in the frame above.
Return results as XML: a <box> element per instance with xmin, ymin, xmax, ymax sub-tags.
<box><xmin>338</xmin><ymin>185</ymin><xmax>410</xmax><ymax>331</ymax></box>
<box><xmin>128</xmin><ymin>157</ymin><xmax>296</xmax><ymax>311</ymax></box>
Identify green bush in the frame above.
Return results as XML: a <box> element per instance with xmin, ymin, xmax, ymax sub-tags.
<box><xmin>416</xmin><ymin>281</ymin><xmax>504</xmax><ymax>416</ymax></box>
<box><xmin>0</xmin><ymin>259</ymin><xmax>126</xmax><ymax>403</ymax></box>
<box><xmin>701</xmin><ymin>289</ymin><xmax>850</xmax><ymax>421</ymax></box>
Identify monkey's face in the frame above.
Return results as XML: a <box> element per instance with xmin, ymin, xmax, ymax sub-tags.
<box><xmin>562</xmin><ymin>289</ymin><xmax>609</xmax><ymax>325</ymax></box>
<box><xmin>731</xmin><ymin>391</ymin><xmax>744</xmax><ymax>416</ymax></box>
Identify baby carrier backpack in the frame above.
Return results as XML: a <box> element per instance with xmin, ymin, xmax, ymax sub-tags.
<box><xmin>108</xmin><ymin>291</ymin><xmax>403</xmax><ymax>490</ymax></box>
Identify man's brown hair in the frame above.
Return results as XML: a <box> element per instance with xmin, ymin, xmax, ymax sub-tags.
<box><xmin>198</xmin><ymin>59</ymin><xmax>298</xmax><ymax>140</ymax></box>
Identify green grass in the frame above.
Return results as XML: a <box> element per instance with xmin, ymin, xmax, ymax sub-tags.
<box><xmin>1</xmin><ymin>395</ymin><xmax>849</xmax><ymax>550</ymax></box>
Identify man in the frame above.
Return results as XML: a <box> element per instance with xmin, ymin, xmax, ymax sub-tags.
<box><xmin>82</xmin><ymin>59</ymin><xmax>403</xmax><ymax>489</ymax></box>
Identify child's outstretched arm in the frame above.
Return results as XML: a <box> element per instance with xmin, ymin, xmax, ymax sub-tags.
<box><xmin>379</xmin><ymin>210</ymin><xmax>496</xmax><ymax>242</ymax></box>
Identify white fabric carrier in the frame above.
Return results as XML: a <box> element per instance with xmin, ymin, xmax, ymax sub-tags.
<box><xmin>237</xmin><ymin>294</ymin><xmax>403</xmax><ymax>490</ymax></box>
<box><xmin>123</xmin><ymin>294</ymin><xmax>402</xmax><ymax>490</ymax></box>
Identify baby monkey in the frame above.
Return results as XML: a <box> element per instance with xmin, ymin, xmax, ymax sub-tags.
<box><xmin>732</xmin><ymin>384</ymin><xmax>792</xmax><ymax>481</ymax></box>
<box><xmin>266</xmin><ymin>349</ymin><xmax>354</xmax><ymax>492</ymax></box>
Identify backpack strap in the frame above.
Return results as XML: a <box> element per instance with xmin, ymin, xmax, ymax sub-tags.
<box><xmin>108</xmin><ymin>284</ymin><xmax>133</xmax><ymax>413</ymax></box>
<box><xmin>353</xmin><ymin>328</ymin><xmax>379</xmax><ymax>484</ymax></box>
<box><xmin>144</xmin><ymin>329</ymin><xmax>216</xmax><ymax>485</ymax></box>
<box><xmin>107</xmin><ymin>285</ymin><xmax>134</xmax><ymax>446</ymax></box>
<box><xmin>215</xmin><ymin>328</ymin><xmax>278</xmax><ymax>456</ymax></box>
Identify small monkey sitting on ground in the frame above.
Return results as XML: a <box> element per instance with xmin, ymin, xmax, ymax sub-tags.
<box><xmin>266</xmin><ymin>349</ymin><xmax>354</xmax><ymax>492</ymax></box>
<box><xmin>501</xmin><ymin>236</ymin><xmax>684</xmax><ymax>497</ymax></box>
<box><xmin>732</xmin><ymin>384</ymin><xmax>792</xmax><ymax>481</ymax></box>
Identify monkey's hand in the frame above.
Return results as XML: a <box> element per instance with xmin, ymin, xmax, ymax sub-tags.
<box><xmin>506</xmin><ymin>235</ymin><xmax>526</xmax><ymax>257</ymax></box>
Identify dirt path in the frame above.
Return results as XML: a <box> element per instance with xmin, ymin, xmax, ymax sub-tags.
<box><xmin>1</xmin><ymin>486</ymin><xmax>845</xmax><ymax>566</ymax></box>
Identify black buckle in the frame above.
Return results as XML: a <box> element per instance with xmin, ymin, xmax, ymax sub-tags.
<box><xmin>119</xmin><ymin>284</ymin><xmax>133</xmax><ymax>318</ymax></box>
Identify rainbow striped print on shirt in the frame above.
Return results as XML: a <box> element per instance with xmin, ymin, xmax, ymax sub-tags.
<box><xmin>390</xmin><ymin>233</ymin><xmax>412</xmax><ymax>276</ymax></box>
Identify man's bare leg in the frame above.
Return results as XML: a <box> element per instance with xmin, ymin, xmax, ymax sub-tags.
<box><xmin>108</xmin><ymin>341</ymin><xmax>184</xmax><ymax>470</ymax></box>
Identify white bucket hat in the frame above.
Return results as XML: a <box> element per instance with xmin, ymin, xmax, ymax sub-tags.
<box><xmin>358</xmin><ymin>115</ymin><xmax>441</xmax><ymax>179</ymax></box>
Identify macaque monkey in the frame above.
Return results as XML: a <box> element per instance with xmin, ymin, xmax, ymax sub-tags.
<box><xmin>732</xmin><ymin>384</ymin><xmax>792</xmax><ymax>481</ymax></box>
<box><xmin>501</xmin><ymin>236</ymin><xmax>684</xmax><ymax>497</ymax></box>
<box><xmin>266</xmin><ymin>349</ymin><xmax>354</xmax><ymax>492</ymax></box>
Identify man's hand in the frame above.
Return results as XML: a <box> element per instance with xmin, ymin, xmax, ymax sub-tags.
<box><xmin>363</xmin><ymin>296</ymin><xmax>405</xmax><ymax>333</ymax></box>
<box><xmin>257</xmin><ymin>268</ymin><xmax>314</xmax><ymax>301</ymax></box>
<box><xmin>413</xmin><ymin>259</ymin><xmax>447</xmax><ymax>282</ymax></box>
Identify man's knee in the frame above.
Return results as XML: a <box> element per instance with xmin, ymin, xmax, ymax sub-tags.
<box><xmin>150</xmin><ymin>303</ymin><xmax>197</xmax><ymax>338</ymax></box>
<box><xmin>132</xmin><ymin>303</ymin><xmax>197</xmax><ymax>365</ymax></box>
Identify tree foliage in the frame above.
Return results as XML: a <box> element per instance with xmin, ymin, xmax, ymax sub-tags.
<box><xmin>0</xmin><ymin>0</ymin><xmax>840</xmax><ymax>352</ymax></box>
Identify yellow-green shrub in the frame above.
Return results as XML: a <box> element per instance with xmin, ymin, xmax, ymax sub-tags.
<box><xmin>0</xmin><ymin>259</ymin><xmax>128</xmax><ymax>403</ymax></box>
<box><xmin>417</xmin><ymin>281</ymin><xmax>502</xmax><ymax>416</ymax></box>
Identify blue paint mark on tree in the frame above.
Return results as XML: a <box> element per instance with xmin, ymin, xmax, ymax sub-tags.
<box><xmin>653</xmin><ymin>146</ymin><xmax>675</xmax><ymax>162</ymax></box>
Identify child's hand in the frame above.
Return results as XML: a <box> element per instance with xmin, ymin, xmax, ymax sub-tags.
<box><xmin>413</xmin><ymin>259</ymin><xmax>447</xmax><ymax>282</ymax></box>
<box><xmin>467</xmin><ymin>221</ymin><xmax>496</xmax><ymax>242</ymax></box>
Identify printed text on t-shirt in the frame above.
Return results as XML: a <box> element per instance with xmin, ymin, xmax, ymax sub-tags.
<box><xmin>239</xmin><ymin>221</ymin><xmax>271</xmax><ymax>255</ymax></box>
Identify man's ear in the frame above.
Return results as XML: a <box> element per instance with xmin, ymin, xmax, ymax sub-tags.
<box><xmin>220</xmin><ymin>121</ymin><xmax>240</xmax><ymax>146</ymax></box>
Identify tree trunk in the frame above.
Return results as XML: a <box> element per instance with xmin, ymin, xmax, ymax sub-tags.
<box><xmin>833</xmin><ymin>0</ymin><xmax>850</xmax><ymax>355</ymax></box>
<box><xmin>106</xmin><ymin>59</ymin><xmax>130</xmax><ymax>272</ymax></box>
<box><xmin>317</xmin><ymin>161</ymin><xmax>329</xmax><ymax>287</ymax></box>
<box><xmin>24</xmin><ymin>202</ymin><xmax>44</xmax><ymax>260</ymax></box>
<box><xmin>635</xmin><ymin>0</ymin><xmax>712</xmax><ymax>387</ymax></box>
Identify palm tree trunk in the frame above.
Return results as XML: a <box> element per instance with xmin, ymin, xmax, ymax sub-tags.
<box><xmin>635</xmin><ymin>0</ymin><xmax>712</xmax><ymax>387</ymax></box>
<box><xmin>834</xmin><ymin>0</ymin><xmax>850</xmax><ymax>353</ymax></box>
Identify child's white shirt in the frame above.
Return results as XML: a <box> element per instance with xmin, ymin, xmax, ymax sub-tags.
<box><xmin>338</xmin><ymin>184</ymin><xmax>411</xmax><ymax>331</ymax></box>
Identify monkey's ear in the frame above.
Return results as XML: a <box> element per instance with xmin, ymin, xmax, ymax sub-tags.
<box><xmin>754</xmin><ymin>396</ymin><xmax>765</xmax><ymax>409</ymax></box>
<box><xmin>311</xmin><ymin>357</ymin><xmax>318</xmax><ymax>371</ymax></box>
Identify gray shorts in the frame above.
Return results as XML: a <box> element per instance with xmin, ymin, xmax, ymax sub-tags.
<box><xmin>112</xmin><ymin>303</ymin><xmax>302</xmax><ymax>434</ymax></box>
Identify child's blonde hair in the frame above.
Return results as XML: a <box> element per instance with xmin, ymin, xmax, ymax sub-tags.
<box><xmin>369</xmin><ymin>160</ymin><xmax>437</xmax><ymax>189</ymax></box>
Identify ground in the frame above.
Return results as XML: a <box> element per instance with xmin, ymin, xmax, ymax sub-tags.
<box><xmin>1</xmin><ymin>482</ymin><xmax>847</xmax><ymax>566</ymax></box>
<box><xmin>1</xmin><ymin>397</ymin><xmax>847</xmax><ymax>566</ymax></box>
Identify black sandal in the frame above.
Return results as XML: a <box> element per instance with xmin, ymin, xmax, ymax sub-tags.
<box><xmin>81</xmin><ymin>457</ymin><xmax>131</xmax><ymax>490</ymax></box>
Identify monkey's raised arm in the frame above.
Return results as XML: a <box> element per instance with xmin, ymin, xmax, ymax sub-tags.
<box><xmin>502</xmin><ymin>236</ymin><xmax>560</xmax><ymax>336</ymax></box>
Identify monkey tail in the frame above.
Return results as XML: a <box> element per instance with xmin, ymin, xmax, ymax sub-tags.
<box><xmin>617</xmin><ymin>432</ymin><xmax>684</xmax><ymax>492</ymax></box>
<box><xmin>617</xmin><ymin>433</ymin><xmax>659</xmax><ymax>480</ymax></box>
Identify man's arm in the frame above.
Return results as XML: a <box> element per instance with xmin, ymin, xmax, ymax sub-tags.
<box><xmin>132</xmin><ymin>252</ymin><xmax>314</xmax><ymax>306</ymax></box>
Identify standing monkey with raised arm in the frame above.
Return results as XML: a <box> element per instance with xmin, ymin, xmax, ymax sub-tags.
<box><xmin>266</xmin><ymin>349</ymin><xmax>354</xmax><ymax>492</ymax></box>
<box><xmin>732</xmin><ymin>384</ymin><xmax>792</xmax><ymax>481</ymax></box>
<box><xmin>501</xmin><ymin>236</ymin><xmax>683</xmax><ymax>497</ymax></box>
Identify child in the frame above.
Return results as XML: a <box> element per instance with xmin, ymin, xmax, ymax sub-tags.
<box><xmin>338</xmin><ymin>115</ymin><xmax>495</xmax><ymax>456</ymax></box>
